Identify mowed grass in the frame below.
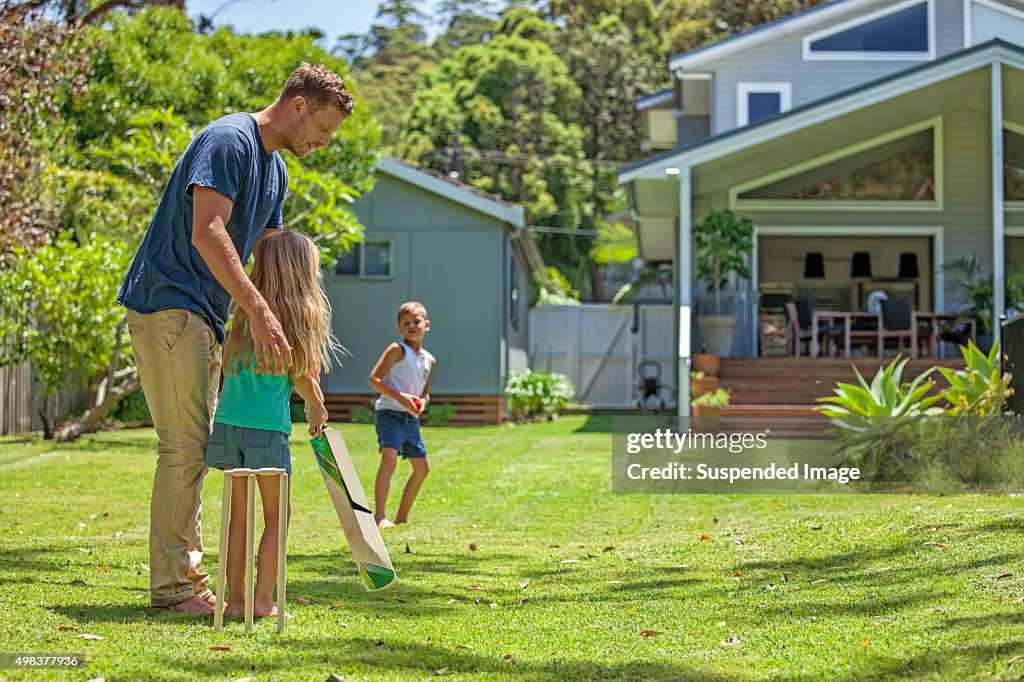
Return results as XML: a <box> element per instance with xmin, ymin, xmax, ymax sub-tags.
<box><xmin>1</xmin><ymin>416</ymin><xmax>1023</xmax><ymax>681</ymax></box>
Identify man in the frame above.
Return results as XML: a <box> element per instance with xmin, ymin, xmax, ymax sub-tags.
<box><xmin>117</xmin><ymin>63</ymin><xmax>353</xmax><ymax>614</ymax></box>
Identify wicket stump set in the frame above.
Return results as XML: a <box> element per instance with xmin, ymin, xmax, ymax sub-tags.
<box><xmin>212</xmin><ymin>467</ymin><xmax>290</xmax><ymax>633</ymax></box>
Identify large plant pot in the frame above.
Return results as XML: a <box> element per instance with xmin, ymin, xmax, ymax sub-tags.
<box><xmin>692</xmin><ymin>353</ymin><xmax>720</xmax><ymax>377</ymax></box>
<box><xmin>690</xmin><ymin>375</ymin><xmax>720</xmax><ymax>398</ymax></box>
<box><xmin>699</xmin><ymin>315</ymin><xmax>738</xmax><ymax>357</ymax></box>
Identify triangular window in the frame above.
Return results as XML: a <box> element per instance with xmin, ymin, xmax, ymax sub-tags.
<box><xmin>804</xmin><ymin>0</ymin><xmax>932</xmax><ymax>59</ymax></box>
<box><xmin>738</xmin><ymin>129</ymin><xmax>935</xmax><ymax>202</ymax></box>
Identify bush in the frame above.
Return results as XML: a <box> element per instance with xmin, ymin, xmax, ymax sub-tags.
<box><xmin>691</xmin><ymin>387</ymin><xmax>730</xmax><ymax>408</ymax></box>
<box><xmin>424</xmin><ymin>402</ymin><xmax>456</xmax><ymax>426</ymax></box>
<box><xmin>938</xmin><ymin>340</ymin><xmax>1012</xmax><ymax>416</ymax></box>
<box><xmin>351</xmin><ymin>408</ymin><xmax>374</xmax><ymax>424</ymax></box>
<box><xmin>506</xmin><ymin>370</ymin><xmax>575</xmax><ymax>422</ymax></box>
<box><xmin>111</xmin><ymin>390</ymin><xmax>152</xmax><ymax>426</ymax></box>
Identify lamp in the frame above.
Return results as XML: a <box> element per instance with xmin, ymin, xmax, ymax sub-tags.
<box><xmin>898</xmin><ymin>252</ymin><xmax>919</xmax><ymax>279</ymax></box>
<box><xmin>850</xmin><ymin>252</ymin><xmax>872</xmax><ymax>278</ymax></box>
<box><xmin>804</xmin><ymin>252</ymin><xmax>825</xmax><ymax>279</ymax></box>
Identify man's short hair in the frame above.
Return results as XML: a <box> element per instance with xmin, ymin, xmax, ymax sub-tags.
<box><xmin>281</xmin><ymin>62</ymin><xmax>354</xmax><ymax>116</ymax></box>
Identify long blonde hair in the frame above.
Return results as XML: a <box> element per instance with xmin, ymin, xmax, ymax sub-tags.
<box><xmin>223</xmin><ymin>230</ymin><xmax>341</xmax><ymax>377</ymax></box>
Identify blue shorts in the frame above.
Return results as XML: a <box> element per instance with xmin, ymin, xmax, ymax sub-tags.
<box><xmin>374</xmin><ymin>409</ymin><xmax>427</xmax><ymax>459</ymax></box>
<box><xmin>205</xmin><ymin>422</ymin><xmax>292</xmax><ymax>473</ymax></box>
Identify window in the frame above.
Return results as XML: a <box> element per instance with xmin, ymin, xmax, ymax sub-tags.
<box><xmin>334</xmin><ymin>240</ymin><xmax>392</xmax><ymax>277</ymax></box>
<box><xmin>803</xmin><ymin>0</ymin><xmax>933</xmax><ymax>61</ymax></box>
<box><xmin>1005</xmin><ymin>128</ymin><xmax>1024</xmax><ymax>202</ymax></box>
<box><xmin>737</xmin><ymin>83</ymin><xmax>792</xmax><ymax>126</ymax></box>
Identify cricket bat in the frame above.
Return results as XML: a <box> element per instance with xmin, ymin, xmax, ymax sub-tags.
<box><xmin>310</xmin><ymin>427</ymin><xmax>397</xmax><ymax>591</ymax></box>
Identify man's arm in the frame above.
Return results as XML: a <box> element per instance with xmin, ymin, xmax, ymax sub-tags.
<box><xmin>191</xmin><ymin>186</ymin><xmax>292</xmax><ymax>374</ymax></box>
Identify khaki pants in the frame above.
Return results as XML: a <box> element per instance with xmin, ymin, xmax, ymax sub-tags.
<box><xmin>128</xmin><ymin>309</ymin><xmax>222</xmax><ymax>607</ymax></box>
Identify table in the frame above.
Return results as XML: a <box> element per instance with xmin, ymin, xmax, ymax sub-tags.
<box><xmin>811</xmin><ymin>311</ymin><xmax>882</xmax><ymax>358</ymax></box>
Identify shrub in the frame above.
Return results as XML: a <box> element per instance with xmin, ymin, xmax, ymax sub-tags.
<box><xmin>938</xmin><ymin>340</ymin><xmax>1012</xmax><ymax>416</ymax></box>
<box><xmin>424</xmin><ymin>402</ymin><xmax>456</xmax><ymax>426</ymax></box>
<box><xmin>506</xmin><ymin>370</ymin><xmax>575</xmax><ymax>422</ymax></box>
<box><xmin>351</xmin><ymin>408</ymin><xmax>374</xmax><ymax>424</ymax></box>
<box><xmin>691</xmin><ymin>387</ymin><xmax>730</xmax><ymax>408</ymax></box>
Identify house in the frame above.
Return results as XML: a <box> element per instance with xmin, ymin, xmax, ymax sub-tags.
<box><xmin>620</xmin><ymin>0</ymin><xmax>1024</xmax><ymax>413</ymax></box>
<box><xmin>321</xmin><ymin>156</ymin><xmax>543</xmax><ymax>425</ymax></box>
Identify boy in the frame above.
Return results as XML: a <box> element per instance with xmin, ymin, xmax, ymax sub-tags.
<box><xmin>369</xmin><ymin>301</ymin><xmax>436</xmax><ymax>528</ymax></box>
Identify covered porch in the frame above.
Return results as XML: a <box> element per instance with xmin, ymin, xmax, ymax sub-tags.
<box><xmin>619</xmin><ymin>41</ymin><xmax>1024</xmax><ymax>415</ymax></box>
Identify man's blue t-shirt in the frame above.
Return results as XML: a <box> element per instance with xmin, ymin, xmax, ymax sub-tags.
<box><xmin>116</xmin><ymin>113</ymin><xmax>287</xmax><ymax>344</ymax></box>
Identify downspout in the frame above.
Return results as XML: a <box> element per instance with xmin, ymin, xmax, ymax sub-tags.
<box><xmin>992</xmin><ymin>61</ymin><xmax>1005</xmax><ymax>346</ymax></box>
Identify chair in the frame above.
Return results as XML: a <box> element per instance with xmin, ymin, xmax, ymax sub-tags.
<box><xmin>785</xmin><ymin>299</ymin><xmax>842</xmax><ymax>357</ymax></box>
<box><xmin>879</xmin><ymin>295</ymin><xmax>935</xmax><ymax>358</ymax></box>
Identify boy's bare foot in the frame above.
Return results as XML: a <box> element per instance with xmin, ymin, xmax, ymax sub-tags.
<box><xmin>377</xmin><ymin>518</ymin><xmax>396</xmax><ymax>529</ymax></box>
<box><xmin>155</xmin><ymin>596</ymin><xmax>213</xmax><ymax>615</ymax></box>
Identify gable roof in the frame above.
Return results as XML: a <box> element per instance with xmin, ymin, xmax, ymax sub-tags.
<box><xmin>376</xmin><ymin>156</ymin><xmax>526</xmax><ymax>228</ymax></box>
<box><xmin>669</xmin><ymin>0</ymin><xmax>882</xmax><ymax>72</ymax></box>
<box><xmin>623</xmin><ymin>39</ymin><xmax>1024</xmax><ymax>183</ymax></box>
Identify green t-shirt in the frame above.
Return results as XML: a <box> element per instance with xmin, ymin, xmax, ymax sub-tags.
<box><xmin>214</xmin><ymin>361</ymin><xmax>293</xmax><ymax>434</ymax></box>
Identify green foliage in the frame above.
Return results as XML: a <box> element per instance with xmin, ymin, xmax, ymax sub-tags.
<box><xmin>693</xmin><ymin>210</ymin><xmax>754</xmax><ymax>314</ymax></box>
<box><xmin>817</xmin><ymin>357</ymin><xmax>945</xmax><ymax>424</ymax></box>
<box><xmin>506</xmin><ymin>369</ymin><xmax>575</xmax><ymax>422</ymax></box>
<box><xmin>589</xmin><ymin>220</ymin><xmax>637</xmax><ymax>264</ymax></box>
<box><xmin>423</xmin><ymin>402</ymin><xmax>457</xmax><ymax>426</ymax></box>
<box><xmin>0</xmin><ymin>233</ymin><xmax>129</xmax><ymax>436</ymax></box>
<box><xmin>111</xmin><ymin>390</ymin><xmax>152</xmax><ymax>426</ymax></box>
<box><xmin>536</xmin><ymin>267</ymin><xmax>581</xmax><ymax>305</ymax></box>
<box><xmin>47</xmin><ymin>166</ymin><xmax>152</xmax><ymax>248</ymax></box>
<box><xmin>943</xmin><ymin>256</ymin><xmax>1024</xmax><ymax>333</ymax></box>
<box><xmin>690</xmin><ymin>387</ymin><xmax>730</xmax><ymax>408</ymax></box>
<box><xmin>351</xmin><ymin>408</ymin><xmax>375</xmax><ymax>424</ymax></box>
<box><xmin>938</xmin><ymin>340</ymin><xmax>1012</xmax><ymax>416</ymax></box>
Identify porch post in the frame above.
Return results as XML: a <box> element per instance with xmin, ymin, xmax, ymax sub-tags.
<box><xmin>992</xmin><ymin>61</ymin><xmax>1005</xmax><ymax>345</ymax></box>
<box><xmin>676</xmin><ymin>167</ymin><xmax>692</xmax><ymax>419</ymax></box>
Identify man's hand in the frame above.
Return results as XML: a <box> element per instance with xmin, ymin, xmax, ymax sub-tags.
<box><xmin>251</xmin><ymin>303</ymin><xmax>292</xmax><ymax>375</ymax></box>
<box><xmin>305</xmin><ymin>400</ymin><xmax>329</xmax><ymax>437</ymax></box>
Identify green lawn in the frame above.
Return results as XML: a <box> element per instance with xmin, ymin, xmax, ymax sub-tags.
<box><xmin>1</xmin><ymin>416</ymin><xmax>1023</xmax><ymax>680</ymax></box>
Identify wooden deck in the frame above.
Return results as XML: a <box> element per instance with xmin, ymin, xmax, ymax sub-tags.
<box><xmin>319</xmin><ymin>394</ymin><xmax>505</xmax><ymax>426</ymax></box>
<box><xmin>713</xmin><ymin>356</ymin><xmax>966</xmax><ymax>438</ymax></box>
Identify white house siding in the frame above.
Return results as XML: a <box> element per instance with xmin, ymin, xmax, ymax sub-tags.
<box><xmin>706</xmin><ymin>0</ymin><xmax>970</xmax><ymax>135</ymax></box>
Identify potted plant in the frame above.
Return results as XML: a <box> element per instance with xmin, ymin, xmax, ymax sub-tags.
<box><xmin>942</xmin><ymin>256</ymin><xmax>1024</xmax><ymax>352</ymax></box>
<box><xmin>691</xmin><ymin>386</ymin><xmax>730</xmax><ymax>417</ymax></box>
<box><xmin>692</xmin><ymin>353</ymin><xmax>720</xmax><ymax>377</ymax></box>
<box><xmin>694</xmin><ymin>210</ymin><xmax>754</xmax><ymax>357</ymax></box>
<box><xmin>690</xmin><ymin>370</ymin><xmax>719</xmax><ymax>398</ymax></box>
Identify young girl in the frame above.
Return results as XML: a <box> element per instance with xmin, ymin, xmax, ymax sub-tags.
<box><xmin>206</xmin><ymin>230</ymin><xmax>339</xmax><ymax>618</ymax></box>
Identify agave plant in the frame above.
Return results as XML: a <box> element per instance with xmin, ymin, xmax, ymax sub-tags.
<box><xmin>937</xmin><ymin>340</ymin><xmax>1012</xmax><ymax>416</ymax></box>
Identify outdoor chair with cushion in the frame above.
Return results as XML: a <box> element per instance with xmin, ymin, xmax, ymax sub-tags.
<box><xmin>879</xmin><ymin>295</ymin><xmax>935</xmax><ymax>358</ymax></box>
<box><xmin>786</xmin><ymin>299</ymin><xmax>843</xmax><ymax>357</ymax></box>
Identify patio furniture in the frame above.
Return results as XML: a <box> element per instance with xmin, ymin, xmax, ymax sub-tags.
<box><xmin>879</xmin><ymin>295</ymin><xmax>936</xmax><ymax>358</ymax></box>
<box><xmin>787</xmin><ymin>299</ymin><xmax>842</xmax><ymax>357</ymax></box>
<box><xmin>814</xmin><ymin>310</ymin><xmax>883</xmax><ymax>358</ymax></box>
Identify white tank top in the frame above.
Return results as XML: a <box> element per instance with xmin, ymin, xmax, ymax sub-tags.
<box><xmin>375</xmin><ymin>341</ymin><xmax>435</xmax><ymax>414</ymax></box>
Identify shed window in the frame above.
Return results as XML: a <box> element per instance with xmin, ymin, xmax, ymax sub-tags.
<box><xmin>334</xmin><ymin>240</ymin><xmax>392</xmax><ymax>277</ymax></box>
<box><xmin>737</xmin><ymin>83</ymin><xmax>791</xmax><ymax>126</ymax></box>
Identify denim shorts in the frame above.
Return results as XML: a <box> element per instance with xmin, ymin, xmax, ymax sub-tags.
<box><xmin>205</xmin><ymin>422</ymin><xmax>292</xmax><ymax>473</ymax></box>
<box><xmin>374</xmin><ymin>409</ymin><xmax>427</xmax><ymax>459</ymax></box>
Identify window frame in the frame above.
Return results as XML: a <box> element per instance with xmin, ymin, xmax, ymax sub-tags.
<box><xmin>802</xmin><ymin>0</ymin><xmax>935</xmax><ymax>62</ymax></box>
<box><xmin>736</xmin><ymin>82</ymin><xmax>792</xmax><ymax>127</ymax></box>
<box><xmin>333</xmin><ymin>239</ymin><xmax>394</xmax><ymax>279</ymax></box>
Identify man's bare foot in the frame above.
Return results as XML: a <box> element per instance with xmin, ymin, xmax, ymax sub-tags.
<box><xmin>155</xmin><ymin>596</ymin><xmax>213</xmax><ymax>615</ymax></box>
<box><xmin>197</xmin><ymin>593</ymin><xmax>217</xmax><ymax>608</ymax></box>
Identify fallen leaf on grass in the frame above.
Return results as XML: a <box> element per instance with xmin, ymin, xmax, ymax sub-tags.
<box><xmin>329</xmin><ymin>604</ymin><xmax>346</xmax><ymax>610</ymax></box>
<box><xmin>77</xmin><ymin>634</ymin><xmax>104</xmax><ymax>641</ymax></box>
<box><xmin>112</xmin><ymin>532</ymin><xmax>124</xmax><ymax>540</ymax></box>
<box><xmin>716</xmin><ymin>621</ymin><xmax>727</xmax><ymax>628</ymax></box>
<box><xmin>924</xmin><ymin>542</ymin><xmax>951</xmax><ymax>549</ymax></box>
<box><xmin>640</xmin><ymin>630</ymin><xmax>663</xmax><ymax>637</ymax></box>
<box><xmin>489</xmin><ymin>603</ymin><xmax>498</xmax><ymax>609</ymax></box>
<box><xmin>628</xmin><ymin>604</ymin><xmax>638</xmax><ymax>616</ymax></box>
<box><xmin>58</xmin><ymin>625</ymin><xmax>77</xmax><ymax>632</ymax></box>
<box><xmin>861</xmin><ymin>638</ymin><xmax>870</xmax><ymax>647</ymax></box>
<box><xmin>561</xmin><ymin>559</ymin><xmax>579</xmax><ymax>565</ymax></box>
<box><xmin>294</xmin><ymin>597</ymin><xmax>310</xmax><ymax>605</ymax></box>
<box><xmin>209</xmin><ymin>646</ymin><xmax>230</xmax><ymax>652</ymax></box>
<box><xmin>997</xmin><ymin>573</ymin><xmax>1014</xmax><ymax>580</ymax></box>
<box><xmin>924</xmin><ymin>526</ymin><xmax>938</xmax><ymax>532</ymax></box>
<box><xmin>447</xmin><ymin>599</ymin><xmax>457</xmax><ymax>605</ymax></box>
<box><xmin>758</xmin><ymin>602</ymin><xmax>768</xmax><ymax>608</ymax></box>
<box><xmin>138</xmin><ymin>561</ymin><xmax>149</xmax><ymax>572</ymax></box>
<box><xmin>603</xmin><ymin>546</ymin><xmax>615</xmax><ymax>552</ymax></box>
<box><xmin>457</xmin><ymin>644</ymin><xmax>473</xmax><ymax>651</ymax></box>
<box><xmin>1008</xmin><ymin>655</ymin><xmax>1024</xmax><ymax>666</ymax></box>
<box><xmin>519</xmin><ymin>579</ymin><xmax>531</xmax><ymax>589</ymax></box>
<box><xmin>587</xmin><ymin>553</ymin><xmax>598</xmax><ymax>559</ymax></box>
<box><xmin>809</xmin><ymin>616</ymin><xmax>818</xmax><ymax>622</ymax></box>
<box><xmin>713</xmin><ymin>517</ymin><xmax>719</xmax><ymax>524</ymax></box>
<box><xmin>469</xmin><ymin>544</ymin><xmax>477</xmax><ymax>551</ymax></box>
<box><xmin>69</xmin><ymin>580</ymin><xmax>86</xmax><ymax>587</ymax></box>
<box><xmin>502</xmin><ymin>653</ymin><xmax>517</xmax><ymax>664</ymax></box>
<box><xmin>97</xmin><ymin>567</ymin><xmax>110</xmax><ymax>573</ymax></box>
<box><xmin>468</xmin><ymin>586</ymin><xmax>485</xmax><ymax>591</ymax></box>
<box><xmin>549</xmin><ymin>544</ymin><xmax>560</xmax><ymax>548</ymax></box>
<box><xmin>811</xmin><ymin>579</ymin><xmax>827</xmax><ymax>585</ymax></box>
<box><xmin>700</xmin><ymin>535</ymin><xmax>711</xmax><ymax>542</ymax></box>
<box><xmin>85</xmin><ymin>677</ymin><xmax>104</xmax><ymax>682</ymax></box>
<box><xmin>732</xmin><ymin>572</ymin><xmax>743</xmax><ymax>580</ymax></box>
<box><xmin>435</xmin><ymin>667</ymin><xmax>449</xmax><ymax>676</ymax></box>
<box><xmin>721</xmin><ymin>636</ymin><xmax>742</xmax><ymax>646</ymax></box>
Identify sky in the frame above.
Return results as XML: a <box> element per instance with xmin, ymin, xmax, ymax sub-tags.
<box><xmin>184</xmin><ymin>0</ymin><xmax>442</xmax><ymax>49</ymax></box>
